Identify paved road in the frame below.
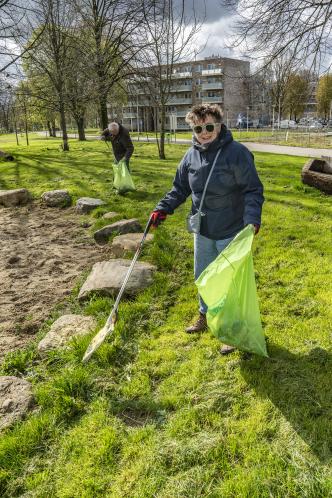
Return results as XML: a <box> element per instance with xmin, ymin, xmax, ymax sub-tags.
<box><xmin>44</xmin><ymin>132</ymin><xmax>332</xmax><ymax>158</ymax></box>
<box><xmin>240</xmin><ymin>142</ymin><xmax>331</xmax><ymax>158</ymax></box>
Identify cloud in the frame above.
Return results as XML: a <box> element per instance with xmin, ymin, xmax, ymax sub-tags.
<box><xmin>174</xmin><ymin>0</ymin><xmax>246</xmax><ymax>60</ymax></box>
<box><xmin>181</xmin><ymin>0</ymin><xmax>233</xmax><ymax>24</ymax></box>
<box><xmin>183</xmin><ymin>14</ymin><xmax>248</xmax><ymax>62</ymax></box>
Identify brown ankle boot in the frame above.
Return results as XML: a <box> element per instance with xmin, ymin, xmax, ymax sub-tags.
<box><xmin>185</xmin><ymin>313</ymin><xmax>207</xmax><ymax>333</ymax></box>
<box><xmin>220</xmin><ymin>344</ymin><xmax>236</xmax><ymax>355</ymax></box>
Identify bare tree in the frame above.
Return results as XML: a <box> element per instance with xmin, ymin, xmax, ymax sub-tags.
<box><xmin>0</xmin><ymin>1</ymin><xmax>46</xmax><ymax>73</ymax></box>
<box><xmin>23</xmin><ymin>0</ymin><xmax>76</xmax><ymax>151</ymax></box>
<box><xmin>74</xmin><ymin>0</ymin><xmax>149</xmax><ymax>130</ymax></box>
<box><xmin>65</xmin><ymin>34</ymin><xmax>95</xmax><ymax>141</ymax></box>
<box><xmin>136</xmin><ymin>0</ymin><xmax>202</xmax><ymax>159</ymax></box>
<box><xmin>224</xmin><ymin>0</ymin><xmax>332</xmax><ymax>70</ymax></box>
<box><xmin>0</xmin><ymin>75</ymin><xmax>14</xmax><ymax>132</ymax></box>
<box><xmin>268</xmin><ymin>56</ymin><xmax>297</xmax><ymax>121</ymax></box>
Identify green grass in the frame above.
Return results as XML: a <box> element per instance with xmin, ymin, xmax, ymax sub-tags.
<box><xmin>0</xmin><ymin>134</ymin><xmax>332</xmax><ymax>497</ymax></box>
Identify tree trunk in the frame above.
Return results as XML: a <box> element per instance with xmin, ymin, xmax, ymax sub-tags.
<box><xmin>46</xmin><ymin>121</ymin><xmax>52</xmax><ymax>136</ymax></box>
<box><xmin>51</xmin><ymin>120</ymin><xmax>56</xmax><ymax>137</ymax></box>
<box><xmin>159</xmin><ymin>105</ymin><xmax>166</xmax><ymax>160</ymax></box>
<box><xmin>24</xmin><ymin>101</ymin><xmax>29</xmax><ymax>146</ymax></box>
<box><xmin>76</xmin><ymin>116</ymin><xmax>86</xmax><ymax>141</ymax></box>
<box><xmin>59</xmin><ymin>101</ymin><xmax>69</xmax><ymax>151</ymax></box>
<box><xmin>99</xmin><ymin>94</ymin><xmax>108</xmax><ymax>130</ymax></box>
<box><xmin>3</xmin><ymin>113</ymin><xmax>10</xmax><ymax>132</ymax></box>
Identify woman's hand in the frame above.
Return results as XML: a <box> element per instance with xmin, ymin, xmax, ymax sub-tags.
<box><xmin>150</xmin><ymin>210</ymin><xmax>167</xmax><ymax>228</ymax></box>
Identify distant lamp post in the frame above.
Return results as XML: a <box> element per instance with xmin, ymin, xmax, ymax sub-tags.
<box><xmin>136</xmin><ymin>94</ymin><xmax>140</xmax><ymax>140</ymax></box>
<box><xmin>272</xmin><ymin>105</ymin><xmax>275</xmax><ymax>134</ymax></box>
<box><xmin>246</xmin><ymin>106</ymin><xmax>249</xmax><ymax>132</ymax></box>
<box><xmin>225</xmin><ymin>108</ymin><xmax>229</xmax><ymax>128</ymax></box>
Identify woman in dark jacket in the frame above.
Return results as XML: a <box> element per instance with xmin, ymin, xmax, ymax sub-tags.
<box><xmin>150</xmin><ymin>104</ymin><xmax>264</xmax><ymax>354</ymax></box>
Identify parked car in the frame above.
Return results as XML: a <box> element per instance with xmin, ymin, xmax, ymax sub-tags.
<box><xmin>279</xmin><ymin>119</ymin><xmax>297</xmax><ymax>129</ymax></box>
<box><xmin>236</xmin><ymin>116</ymin><xmax>253</xmax><ymax>129</ymax></box>
<box><xmin>252</xmin><ymin>119</ymin><xmax>263</xmax><ymax>128</ymax></box>
<box><xmin>298</xmin><ymin>118</ymin><xmax>309</xmax><ymax>127</ymax></box>
<box><xmin>309</xmin><ymin>121</ymin><xmax>324</xmax><ymax>130</ymax></box>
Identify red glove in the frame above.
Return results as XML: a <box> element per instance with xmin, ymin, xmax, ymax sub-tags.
<box><xmin>150</xmin><ymin>210</ymin><xmax>167</xmax><ymax>228</ymax></box>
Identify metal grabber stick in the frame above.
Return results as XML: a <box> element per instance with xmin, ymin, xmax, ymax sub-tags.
<box><xmin>82</xmin><ymin>215</ymin><xmax>153</xmax><ymax>363</ymax></box>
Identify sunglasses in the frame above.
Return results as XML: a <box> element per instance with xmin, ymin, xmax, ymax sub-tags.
<box><xmin>192</xmin><ymin>123</ymin><xmax>219</xmax><ymax>134</ymax></box>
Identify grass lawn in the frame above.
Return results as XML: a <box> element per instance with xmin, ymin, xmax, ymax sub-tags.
<box><xmin>0</xmin><ymin>135</ymin><xmax>332</xmax><ymax>497</ymax></box>
<box><xmin>16</xmin><ymin>127</ymin><xmax>332</xmax><ymax>149</ymax></box>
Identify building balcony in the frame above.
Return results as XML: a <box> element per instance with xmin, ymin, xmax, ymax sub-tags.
<box><xmin>127</xmin><ymin>100</ymin><xmax>151</xmax><ymax>106</ymax></box>
<box><xmin>176</xmin><ymin>110</ymin><xmax>190</xmax><ymax>117</ymax></box>
<box><xmin>128</xmin><ymin>88</ymin><xmax>146</xmax><ymax>95</ymax></box>
<box><xmin>177</xmin><ymin>122</ymin><xmax>191</xmax><ymax>129</ymax></box>
<box><xmin>202</xmin><ymin>68</ymin><xmax>223</xmax><ymax>76</ymax></box>
<box><xmin>170</xmin><ymin>84</ymin><xmax>192</xmax><ymax>92</ymax></box>
<box><xmin>171</xmin><ymin>72</ymin><xmax>192</xmax><ymax>79</ymax></box>
<box><xmin>201</xmin><ymin>96</ymin><xmax>223</xmax><ymax>103</ymax></box>
<box><xmin>166</xmin><ymin>110</ymin><xmax>190</xmax><ymax>118</ymax></box>
<box><xmin>166</xmin><ymin>97</ymin><xmax>192</xmax><ymax>105</ymax></box>
<box><xmin>123</xmin><ymin>113</ymin><xmax>137</xmax><ymax>119</ymax></box>
<box><xmin>201</xmin><ymin>82</ymin><xmax>223</xmax><ymax>90</ymax></box>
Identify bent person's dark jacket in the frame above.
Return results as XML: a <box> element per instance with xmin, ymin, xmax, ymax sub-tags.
<box><xmin>101</xmin><ymin>124</ymin><xmax>134</xmax><ymax>163</ymax></box>
<box><xmin>155</xmin><ymin>126</ymin><xmax>264</xmax><ymax>240</ymax></box>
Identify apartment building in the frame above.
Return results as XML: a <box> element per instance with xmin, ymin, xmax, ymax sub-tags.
<box><xmin>111</xmin><ymin>56</ymin><xmax>250</xmax><ymax>131</ymax></box>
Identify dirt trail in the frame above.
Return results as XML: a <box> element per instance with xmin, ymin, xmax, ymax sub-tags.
<box><xmin>0</xmin><ymin>203</ymin><xmax>109</xmax><ymax>359</ymax></box>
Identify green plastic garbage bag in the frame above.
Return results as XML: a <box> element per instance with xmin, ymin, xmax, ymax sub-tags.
<box><xmin>196</xmin><ymin>225</ymin><xmax>268</xmax><ymax>357</ymax></box>
<box><xmin>113</xmin><ymin>160</ymin><xmax>136</xmax><ymax>194</ymax></box>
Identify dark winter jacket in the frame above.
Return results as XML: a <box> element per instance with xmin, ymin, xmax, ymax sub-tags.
<box><xmin>155</xmin><ymin>125</ymin><xmax>264</xmax><ymax>240</ymax></box>
<box><xmin>101</xmin><ymin>124</ymin><xmax>134</xmax><ymax>164</ymax></box>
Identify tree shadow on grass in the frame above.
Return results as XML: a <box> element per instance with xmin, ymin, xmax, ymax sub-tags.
<box><xmin>240</xmin><ymin>344</ymin><xmax>332</xmax><ymax>462</ymax></box>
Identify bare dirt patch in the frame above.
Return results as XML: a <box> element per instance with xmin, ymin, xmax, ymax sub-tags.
<box><xmin>0</xmin><ymin>202</ymin><xmax>110</xmax><ymax>359</ymax></box>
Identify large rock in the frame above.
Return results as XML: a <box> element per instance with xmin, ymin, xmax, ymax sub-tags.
<box><xmin>94</xmin><ymin>219</ymin><xmax>142</xmax><ymax>244</ymax></box>
<box><xmin>0</xmin><ymin>188</ymin><xmax>31</xmax><ymax>207</ymax></box>
<box><xmin>37</xmin><ymin>314</ymin><xmax>97</xmax><ymax>356</ymax></box>
<box><xmin>78</xmin><ymin>259</ymin><xmax>156</xmax><ymax>300</ymax></box>
<box><xmin>111</xmin><ymin>233</ymin><xmax>154</xmax><ymax>257</ymax></box>
<box><xmin>0</xmin><ymin>376</ymin><xmax>34</xmax><ymax>430</ymax></box>
<box><xmin>76</xmin><ymin>197</ymin><xmax>105</xmax><ymax>214</ymax></box>
<box><xmin>41</xmin><ymin>189</ymin><xmax>72</xmax><ymax>207</ymax></box>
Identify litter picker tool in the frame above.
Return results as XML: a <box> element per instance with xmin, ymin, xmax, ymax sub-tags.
<box><xmin>82</xmin><ymin>215</ymin><xmax>153</xmax><ymax>363</ymax></box>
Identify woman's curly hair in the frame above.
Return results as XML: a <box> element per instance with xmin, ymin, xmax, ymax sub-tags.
<box><xmin>185</xmin><ymin>104</ymin><xmax>223</xmax><ymax>126</ymax></box>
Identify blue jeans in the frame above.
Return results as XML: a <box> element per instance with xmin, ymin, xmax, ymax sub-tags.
<box><xmin>194</xmin><ymin>233</ymin><xmax>235</xmax><ymax>314</ymax></box>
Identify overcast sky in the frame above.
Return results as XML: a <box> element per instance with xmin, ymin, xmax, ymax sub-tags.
<box><xmin>0</xmin><ymin>0</ymin><xmax>245</xmax><ymax>76</ymax></box>
<box><xmin>180</xmin><ymin>0</ymin><xmax>245</xmax><ymax>61</ymax></box>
